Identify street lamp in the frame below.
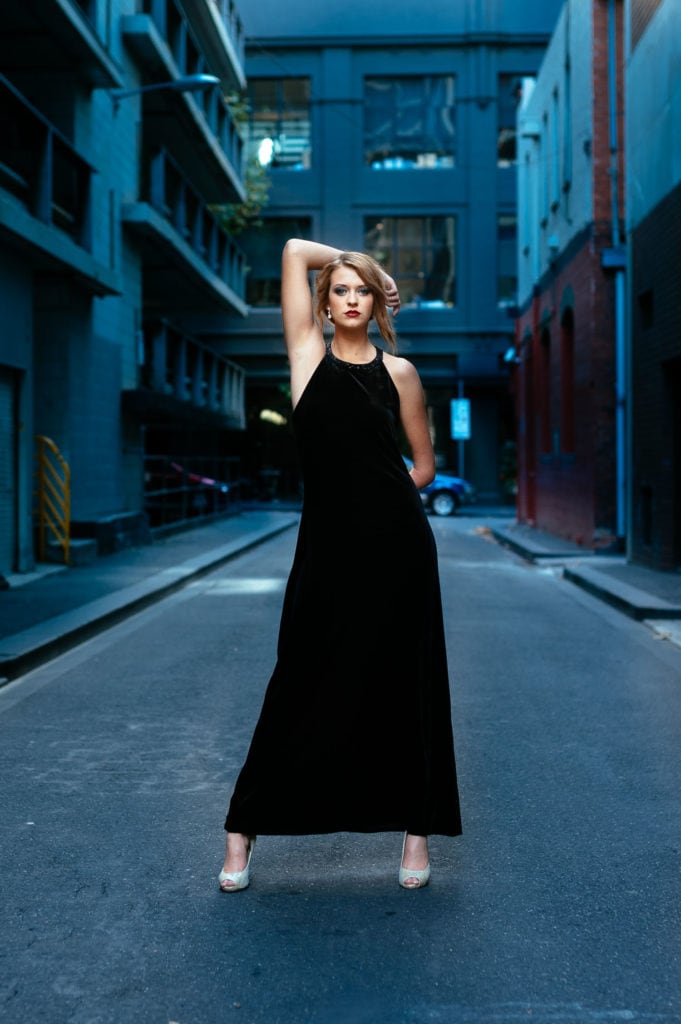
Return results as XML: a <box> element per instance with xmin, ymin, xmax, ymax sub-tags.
<box><xmin>109</xmin><ymin>74</ymin><xmax>220</xmax><ymax>114</ymax></box>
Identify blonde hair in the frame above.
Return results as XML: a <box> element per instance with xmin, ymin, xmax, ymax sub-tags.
<box><xmin>314</xmin><ymin>252</ymin><xmax>397</xmax><ymax>353</ymax></box>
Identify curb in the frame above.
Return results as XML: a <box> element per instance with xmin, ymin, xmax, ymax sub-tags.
<box><xmin>489</xmin><ymin>525</ymin><xmax>681</xmax><ymax>623</ymax></box>
<box><xmin>563</xmin><ymin>565</ymin><xmax>681</xmax><ymax>622</ymax></box>
<box><xmin>0</xmin><ymin>515</ymin><xmax>299</xmax><ymax>684</ymax></box>
<box><xmin>489</xmin><ymin>526</ymin><xmax>589</xmax><ymax>562</ymax></box>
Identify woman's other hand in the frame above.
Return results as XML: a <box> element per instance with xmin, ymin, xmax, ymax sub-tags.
<box><xmin>383</xmin><ymin>275</ymin><xmax>401</xmax><ymax>316</ymax></box>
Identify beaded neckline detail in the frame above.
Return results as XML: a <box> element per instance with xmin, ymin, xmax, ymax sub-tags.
<box><xmin>327</xmin><ymin>344</ymin><xmax>382</xmax><ymax>369</ymax></box>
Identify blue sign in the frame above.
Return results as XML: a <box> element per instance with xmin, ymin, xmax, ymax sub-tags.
<box><xmin>450</xmin><ymin>399</ymin><xmax>471</xmax><ymax>440</ymax></box>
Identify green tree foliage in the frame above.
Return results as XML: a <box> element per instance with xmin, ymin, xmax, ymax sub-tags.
<box><xmin>212</xmin><ymin>92</ymin><xmax>271</xmax><ymax>237</ymax></box>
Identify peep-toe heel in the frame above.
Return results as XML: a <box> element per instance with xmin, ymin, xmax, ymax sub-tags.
<box><xmin>399</xmin><ymin>833</ymin><xmax>430</xmax><ymax>890</ymax></box>
<box><xmin>218</xmin><ymin>836</ymin><xmax>256</xmax><ymax>892</ymax></box>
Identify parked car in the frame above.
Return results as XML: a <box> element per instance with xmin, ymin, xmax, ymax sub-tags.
<box><xmin>403</xmin><ymin>458</ymin><xmax>476</xmax><ymax>516</ymax></box>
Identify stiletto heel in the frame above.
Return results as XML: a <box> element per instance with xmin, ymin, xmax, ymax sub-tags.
<box><xmin>219</xmin><ymin>836</ymin><xmax>256</xmax><ymax>892</ymax></box>
<box><xmin>399</xmin><ymin>833</ymin><xmax>430</xmax><ymax>890</ymax></box>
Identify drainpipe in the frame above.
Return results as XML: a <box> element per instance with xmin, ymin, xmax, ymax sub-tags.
<box><xmin>608</xmin><ymin>0</ymin><xmax>626</xmax><ymax>545</ymax></box>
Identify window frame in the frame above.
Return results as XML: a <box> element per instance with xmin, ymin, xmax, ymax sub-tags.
<box><xmin>364</xmin><ymin>214</ymin><xmax>457</xmax><ymax>307</ymax></box>
<box><xmin>363</xmin><ymin>74</ymin><xmax>456</xmax><ymax>170</ymax></box>
<box><xmin>247</xmin><ymin>77</ymin><xmax>312</xmax><ymax>171</ymax></box>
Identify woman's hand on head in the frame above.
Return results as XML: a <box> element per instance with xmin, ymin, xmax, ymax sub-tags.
<box><xmin>383</xmin><ymin>275</ymin><xmax>400</xmax><ymax>316</ymax></box>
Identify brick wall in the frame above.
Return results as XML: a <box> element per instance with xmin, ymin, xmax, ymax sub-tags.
<box><xmin>515</xmin><ymin>228</ymin><xmax>617</xmax><ymax>546</ymax></box>
<box><xmin>630</xmin><ymin>181</ymin><xmax>681</xmax><ymax>569</ymax></box>
<box><xmin>513</xmin><ymin>0</ymin><xmax>622</xmax><ymax>547</ymax></box>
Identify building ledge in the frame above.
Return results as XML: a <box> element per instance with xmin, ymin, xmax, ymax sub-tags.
<box><xmin>122</xmin><ymin>388</ymin><xmax>244</xmax><ymax>431</ymax></box>
<box><xmin>122</xmin><ymin>201</ymin><xmax>247</xmax><ymax>316</ymax></box>
<box><xmin>180</xmin><ymin>0</ymin><xmax>246</xmax><ymax>91</ymax></box>
<box><xmin>0</xmin><ymin>193</ymin><xmax>121</xmax><ymax>297</ymax></box>
<box><xmin>121</xmin><ymin>14</ymin><xmax>245</xmax><ymax>203</ymax></box>
<box><xmin>1</xmin><ymin>1</ymin><xmax>123</xmax><ymax>89</ymax></box>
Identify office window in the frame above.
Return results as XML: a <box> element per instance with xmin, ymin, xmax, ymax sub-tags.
<box><xmin>364</xmin><ymin>76</ymin><xmax>456</xmax><ymax>169</ymax></box>
<box><xmin>497</xmin><ymin>214</ymin><xmax>517</xmax><ymax>308</ymax></box>
<box><xmin>242</xmin><ymin>217</ymin><xmax>312</xmax><ymax>306</ymax></box>
<box><xmin>498</xmin><ymin>75</ymin><xmax>535</xmax><ymax>167</ymax></box>
<box><xmin>248</xmin><ymin>78</ymin><xmax>311</xmax><ymax>169</ymax></box>
<box><xmin>364</xmin><ymin>216</ymin><xmax>456</xmax><ymax>305</ymax></box>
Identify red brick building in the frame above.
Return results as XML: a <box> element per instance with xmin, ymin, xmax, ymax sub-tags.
<box><xmin>513</xmin><ymin>0</ymin><xmax>624</xmax><ymax>548</ymax></box>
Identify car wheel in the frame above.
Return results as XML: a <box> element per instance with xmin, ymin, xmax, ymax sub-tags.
<box><xmin>430</xmin><ymin>490</ymin><xmax>458</xmax><ymax>516</ymax></box>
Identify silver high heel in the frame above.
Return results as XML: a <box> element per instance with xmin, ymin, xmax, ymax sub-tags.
<box><xmin>218</xmin><ymin>836</ymin><xmax>256</xmax><ymax>892</ymax></box>
<box><xmin>399</xmin><ymin>833</ymin><xmax>431</xmax><ymax>890</ymax></box>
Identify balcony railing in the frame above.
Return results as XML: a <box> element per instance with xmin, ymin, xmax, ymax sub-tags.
<box><xmin>0</xmin><ymin>75</ymin><xmax>92</xmax><ymax>251</ymax></box>
<box><xmin>139</xmin><ymin>0</ymin><xmax>244</xmax><ymax>169</ymax></box>
<box><xmin>209</xmin><ymin>0</ymin><xmax>245</xmax><ymax>66</ymax></box>
<box><xmin>141</xmin><ymin>320</ymin><xmax>246</xmax><ymax>427</ymax></box>
<box><xmin>143</xmin><ymin>453</ymin><xmax>242</xmax><ymax>532</ymax></box>
<box><xmin>146</xmin><ymin>147</ymin><xmax>246</xmax><ymax>298</ymax></box>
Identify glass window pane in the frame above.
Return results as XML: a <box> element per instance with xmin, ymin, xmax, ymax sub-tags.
<box><xmin>248</xmin><ymin>78</ymin><xmax>311</xmax><ymax>170</ymax></box>
<box><xmin>242</xmin><ymin>217</ymin><xmax>312</xmax><ymax>306</ymax></box>
<box><xmin>364</xmin><ymin>215</ymin><xmax>456</xmax><ymax>307</ymax></box>
<box><xmin>364</xmin><ymin>75</ymin><xmax>456</xmax><ymax>169</ymax></box>
<box><xmin>497</xmin><ymin>214</ymin><xmax>517</xmax><ymax>306</ymax></box>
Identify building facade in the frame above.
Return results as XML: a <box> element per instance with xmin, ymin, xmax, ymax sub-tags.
<box><xmin>514</xmin><ymin>0</ymin><xmax>624</xmax><ymax>549</ymax></box>
<box><xmin>0</xmin><ymin>0</ymin><xmax>247</xmax><ymax>578</ymax></box>
<box><xmin>197</xmin><ymin>0</ymin><xmax>563</xmax><ymax>502</ymax></box>
<box><xmin>625</xmin><ymin>0</ymin><xmax>681</xmax><ymax>570</ymax></box>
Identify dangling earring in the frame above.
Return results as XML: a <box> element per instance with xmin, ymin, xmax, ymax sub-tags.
<box><xmin>326</xmin><ymin>308</ymin><xmax>334</xmax><ymax>322</ymax></box>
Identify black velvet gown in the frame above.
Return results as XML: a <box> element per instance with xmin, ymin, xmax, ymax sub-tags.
<box><xmin>225</xmin><ymin>345</ymin><xmax>462</xmax><ymax>837</ymax></box>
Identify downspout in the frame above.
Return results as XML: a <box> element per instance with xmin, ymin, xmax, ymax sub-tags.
<box><xmin>608</xmin><ymin>0</ymin><xmax>626</xmax><ymax>545</ymax></box>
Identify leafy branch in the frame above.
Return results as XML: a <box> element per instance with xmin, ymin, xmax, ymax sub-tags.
<box><xmin>211</xmin><ymin>92</ymin><xmax>271</xmax><ymax>237</ymax></box>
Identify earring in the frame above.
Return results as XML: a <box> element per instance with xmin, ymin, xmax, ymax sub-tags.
<box><xmin>326</xmin><ymin>308</ymin><xmax>334</xmax><ymax>322</ymax></box>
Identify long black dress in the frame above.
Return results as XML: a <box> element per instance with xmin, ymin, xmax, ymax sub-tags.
<box><xmin>225</xmin><ymin>345</ymin><xmax>462</xmax><ymax>837</ymax></box>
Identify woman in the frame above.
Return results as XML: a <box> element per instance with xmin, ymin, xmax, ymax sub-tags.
<box><xmin>220</xmin><ymin>238</ymin><xmax>462</xmax><ymax>891</ymax></box>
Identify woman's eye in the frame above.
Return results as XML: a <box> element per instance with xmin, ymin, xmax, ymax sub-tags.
<box><xmin>357</xmin><ymin>288</ymin><xmax>370</xmax><ymax>296</ymax></box>
<box><xmin>333</xmin><ymin>287</ymin><xmax>347</xmax><ymax>295</ymax></box>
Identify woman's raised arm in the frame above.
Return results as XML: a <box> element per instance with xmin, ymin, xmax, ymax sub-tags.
<box><xmin>281</xmin><ymin>239</ymin><xmax>344</xmax><ymax>354</ymax></box>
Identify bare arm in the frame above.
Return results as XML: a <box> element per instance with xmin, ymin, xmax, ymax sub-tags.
<box><xmin>281</xmin><ymin>239</ymin><xmax>343</xmax><ymax>352</ymax></box>
<box><xmin>384</xmin><ymin>355</ymin><xmax>436</xmax><ymax>489</ymax></box>
<box><xmin>281</xmin><ymin>239</ymin><xmax>345</xmax><ymax>408</ymax></box>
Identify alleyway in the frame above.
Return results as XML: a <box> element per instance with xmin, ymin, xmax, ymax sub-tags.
<box><xmin>1</xmin><ymin>518</ymin><xmax>680</xmax><ymax>1024</ymax></box>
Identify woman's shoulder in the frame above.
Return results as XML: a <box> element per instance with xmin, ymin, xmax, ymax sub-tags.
<box><xmin>383</xmin><ymin>351</ymin><xmax>419</xmax><ymax>381</ymax></box>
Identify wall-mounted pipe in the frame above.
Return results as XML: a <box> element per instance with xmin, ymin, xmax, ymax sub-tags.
<box><xmin>608</xmin><ymin>0</ymin><xmax>626</xmax><ymax>545</ymax></box>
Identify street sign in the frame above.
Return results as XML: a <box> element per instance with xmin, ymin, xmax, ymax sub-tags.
<box><xmin>450</xmin><ymin>398</ymin><xmax>471</xmax><ymax>440</ymax></box>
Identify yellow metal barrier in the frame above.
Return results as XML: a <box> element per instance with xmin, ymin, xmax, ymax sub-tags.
<box><xmin>34</xmin><ymin>435</ymin><xmax>71</xmax><ymax>565</ymax></box>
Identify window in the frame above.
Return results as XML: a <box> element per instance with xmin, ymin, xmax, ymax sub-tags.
<box><xmin>563</xmin><ymin>58</ymin><xmax>572</xmax><ymax>193</ymax></box>
<box><xmin>540</xmin><ymin>328</ymin><xmax>552</xmax><ymax>454</ymax></box>
<box><xmin>364</xmin><ymin>216</ymin><xmax>456</xmax><ymax>306</ymax></box>
<box><xmin>551</xmin><ymin>89</ymin><xmax>560</xmax><ymax>209</ymax></box>
<box><xmin>247</xmin><ymin>78</ymin><xmax>311</xmax><ymax>169</ymax></box>
<box><xmin>638</xmin><ymin>288</ymin><xmax>654</xmax><ymax>330</ymax></box>
<box><xmin>497</xmin><ymin>75</ymin><xmax>535</xmax><ymax>167</ymax></box>
<box><xmin>560</xmin><ymin>308</ymin><xmax>575</xmax><ymax>453</ymax></box>
<box><xmin>541</xmin><ymin>113</ymin><xmax>549</xmax><ymax>223</ymax></box>
<box><xmin>497</xmin><ymin>214</ymin><xmax>517</xmax><ymax>308</ymax></box>
<box><xmin>241</xmin><ymin>217</ymin><xmax>312</xmax><ymax>306</ymax></box>
<box><xmin>364</xmin><ymin>76</ymin><xmax>456</xmax><ymax>169</ymax></box>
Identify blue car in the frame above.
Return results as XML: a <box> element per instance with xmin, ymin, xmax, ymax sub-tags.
<box><xmin>404</xmin><ymin>458</ymin><xmax>476</xmax><ymax>516</ymax></box>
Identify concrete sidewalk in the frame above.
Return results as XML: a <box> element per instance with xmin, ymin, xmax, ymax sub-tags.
<box><xmin>3</xmin><ymin>509</ymin><xmax>679</xmax><ymax>684</ymax></box>
<box><xmin>491</xmin><ymin>521</ymin><xmax>681</xmax><ymax>640</ymax></box>
<box><xmin>0</xmin><ymin>510</ymin><xmax>299</xmax><ymax>683</ymax></box>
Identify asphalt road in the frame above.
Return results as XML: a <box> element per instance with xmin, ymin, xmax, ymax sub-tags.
<box><xmin>1</xmin><ymin>517</ymin><xmax>680</xmax><ymax>1024</ymax></box>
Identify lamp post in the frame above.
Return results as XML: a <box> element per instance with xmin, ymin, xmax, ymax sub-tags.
<box><xmin>109</xmin><ymin>74</ymin><xmax>220</xmax><ymax>114</ymax></box>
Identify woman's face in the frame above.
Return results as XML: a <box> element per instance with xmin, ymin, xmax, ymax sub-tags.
<box><xmin>327</xmin><ymin>266</ymin><xmax>374</xmax><ymax>328</ymax></box>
